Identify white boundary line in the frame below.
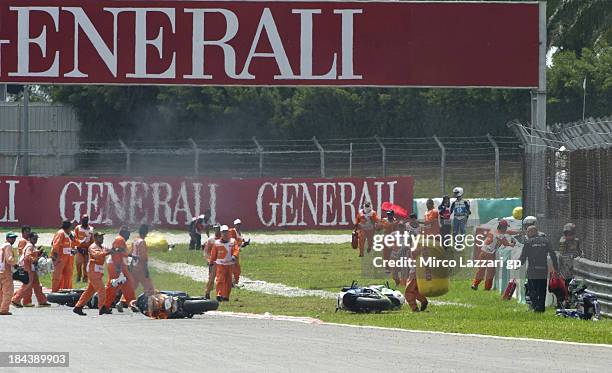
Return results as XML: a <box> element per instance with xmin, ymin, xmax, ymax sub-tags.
<box><xmin>207</xmin><ymin>311</ymin><xmax>323</xmax><ymax>325</ymax></box>
<box><xmin>208</xmin><ymin>310</ymin><xmax>612</xmax><ymax>348</ymax></box>
<box><xmin>321</xmin><ymin>321</ymin><xmax>612</xmax><ymax>348</ymax></box>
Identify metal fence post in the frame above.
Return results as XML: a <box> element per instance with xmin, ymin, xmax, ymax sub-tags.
<box><xmin>118</xmin><ymin>139</ymin><xmax>131</xmax><ymax>174</ymax></box>
<box><xmin>188</xmin><ymin>138</ymin><xmax>199</xmax><ymax>176</ymax></box>
<box><xmin>487</xmin><ymin>134</ymin><xmax>501</xmax><ymax>197</ymax></box>
<box><xmin>312</xmin><ymin>136</ymin><xmax>325</xmax><ymax>177</ymax></box>
<box><xmin>252</xmin><ymin>136</ymin><xmax>264</xmax><ymax>177</ymax></box>
<box><xmin>349</xmin><ymin>142</ymin><xmax>353</xmax><ymax>177</ymax></box>
<box><xmin>508</xmin><ymin>120</ymin><xmax>537</xmax><ymax>216</ymax></box>
<box><xmin>374</xmin><ymin>135</ymin><xmax>386</xmax><ymax>177</ymax></box>
<box><xmin>433</xmin><ymin>135</ymin><xmax>446</xmax><ymax>195</ymax></box>
<box><xmin>532</xmin><ymin>1</ymin><xmax>548</xmax><ymax>221</ymax></box>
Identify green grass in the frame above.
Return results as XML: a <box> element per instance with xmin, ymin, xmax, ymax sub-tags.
<box><xmin>148</xmin><ymin>269</ymin><xmax>612</xmax><ymax>345</ymax></box>
<box><xmin>412</xmin><ymin>173</ymin><xmax>522</xmax><ymax>198</ymax></box>
<box><xmin>2</xmin><ymin>228</ymin><xmax>59</xmax><ymax>234</ymax></box>
<box><xmin>150</xmin><ymin>242</ymin><xmax>474</xmax><ymax>290</ymax></box>
<box><xmin>152</xmin><ymin>243</ymin><xmax>379</xmax><ymax>291</ymax></box>
<box><xmin>146</xmin><ymin>243</ymin><xmax>612</xmax><ymax>344</ymax></box>
<box><xmin>327</xmin><ymin>281</ymin><xmax>612</xmax><ymax>344</ymax></box>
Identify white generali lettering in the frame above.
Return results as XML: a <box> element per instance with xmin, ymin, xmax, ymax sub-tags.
<box><xmin>63</xmin><ymin>7</ymin><xmax>120</xmax><ymax>78</ymax></box>
<box><xmin>0</xmin><ymin>180</ymin><xmax>19</xmax><ymax>223</ymax></box>
<box><xmin>256</xmin><ymin>182</ymin><xmax>278</xmax><ymax>227</ymax></box>
<box><xmin>280</xmin><ymin>183</ymin><xmax>299</xmax><ymax>226</ymax></box>
<box><xmin>59</xmin><ymin>181</ymin><xmax>83</xmax><ymax>222</ymax></box>
<box><xmin>337</xmin><ymin>182</ymin><xmax>356</xmax><ymax>225</ymax></box>
<box><xmin>59</xmin><ymin>181</ymin><xmax>215</xmax><ymax>226</ymax></box>
<box><xmin>315</xmin><ymin>182</ymin><xmax>338</xmax><ymax>226</ymax></box>
<box><xmin>256</xmin><ymin>181</ymin><xmax>398</xmax><ymax>227</ymax></box>
<box><xmin>184</xmin><ymin>8</ymin><xmax>239</xmax><ymax>80</ymax></box>
<box><xmin>9</xmin><ymin>6</ymin><xmax>60</xmax><ymax>77</ymax></box>
<box><xmin>1</xmin><ymin>6</ymin><xmax>362</xmax><ymax>80</ymax></box>
<box><xmin>122</xmin><ymin>7</ymin><xmax>177</xmax><ymax>79</ymax></box>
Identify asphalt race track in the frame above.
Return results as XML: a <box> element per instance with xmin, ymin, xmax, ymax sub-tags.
<box><xmin>1</xmin><ymin>306</ymin><xmax>610</xmax><ymax>372</ymax></box>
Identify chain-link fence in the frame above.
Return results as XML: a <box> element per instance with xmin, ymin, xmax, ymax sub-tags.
<box><xmin>569</xmin><ymin>148</ymin><xmax>611</xmax><ymax>264</ymax></box>
<box><xmin>510</xmin><ymin>116</ymin><xmax>612</xmax><ymax>264</ymax></box>
<box><xmin>2</xmin><ymin>135</ymin><xmax>522</xmax><ymax>198</ymax></box>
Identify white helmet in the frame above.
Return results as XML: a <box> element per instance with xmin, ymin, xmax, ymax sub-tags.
<box><xmin>36</xmin><ymin>256</ymin><xmax>54</xmax><ymax>276</ymax></box>
<box><xmin>523</xmin><ymin>216</ymin><xmax>537</xmax><ymax>227</ymax></box>
<box><xmin>111</xmin><ymin>272</ymin><xmax>128</xmax><ymax>288</ymax></box>
<box><xmin>392</xmin><ymin>289</ymin><xmax>406</xmax><ymax>305</ymax></box>
<box><xmin>163</xmin><ymin>296</ymin><xmax>178</xmax><ymax>313</ymax></box>
<box><xmin>452</xmin><ymin>187</ymin><xmax>464</xmax><ymax>197</ymax></box>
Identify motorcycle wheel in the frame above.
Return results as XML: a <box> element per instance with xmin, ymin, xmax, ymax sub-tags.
<box><xmin>182</xmin><ymin>298</ymin><xmax>220</xmax><ymax>314</ymax></box>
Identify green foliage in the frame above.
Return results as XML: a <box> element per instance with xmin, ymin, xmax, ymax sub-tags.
<box><xmin>48</xmin><ymin>4</ymin><xmax>612</xmax><ymax>141</ymax></box>
<box><xmin>547</xmin><ymin>0</ymin><xmax>612</xmax><ymax>54</ymax></box>
<box><xmin>51</xmin><ymin>86</ymin><xmax>162</xmax><ymax>139</ymax></box>
<box><xmin>50</xmin><ymin>84</ymin><xmax>533</xmax><ymax>140</ymax></box>
<box><xmin>548</xmin><ymin>41</ymin><xmax>612</xmax><ymax>124</ymax></box>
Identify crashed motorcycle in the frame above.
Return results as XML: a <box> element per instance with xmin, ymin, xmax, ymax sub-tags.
<box><xmin>336</xmin><ymin>281</ymin><xmax>394</xmax><ymax>313</ymax></box>
<box><xmin>46</xmin><ymin>273</ymin><xmax>130</xmax><ymax>308</ymax></box>
<box><xmin>555</xmin><ymin>278</ymin><xmax>601</xmax><ymax>321</ymax></box>
<box><xmin>135</xmin><ymin>291</ymin><xmax>219</xmax><ymax>319</ymax></box>
<box><xmin>367</xmin><ymin>283</ymin><xmax>406</xmax><ymax>309</ymax></box>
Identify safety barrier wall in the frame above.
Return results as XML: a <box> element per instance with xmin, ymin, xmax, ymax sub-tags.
<box><xmin>0</xmin><ymin>175</ymin><xmax>413</xmax><ymax>230</ymax></box>
<box><xmin>573</xmin><ymin>258</ymin><xmax>612</xmax><ymax>318</ymax></box>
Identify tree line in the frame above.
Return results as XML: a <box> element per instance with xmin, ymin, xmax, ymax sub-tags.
<box><xmin>38</xmin><ymin>1</ymin><xmax>612</xmax><ymax>141</ymax></box>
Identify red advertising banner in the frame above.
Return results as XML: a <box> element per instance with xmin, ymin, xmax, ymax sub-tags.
<box><xmin>0</xmin><ymin>1</ymin><xmax>539</xmax><ymax>87</ymax></box>
<box><xmin>0</xmin><ymin>176</ymin><xmax>413</xmax><ymax>230</ymax></box>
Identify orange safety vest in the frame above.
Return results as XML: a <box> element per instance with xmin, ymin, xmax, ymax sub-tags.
<box><xmin>75</xmin><ymin>224</ymin><xmax>95</xmax><ymax>249</ymax></box>
<box><xmin>110</xmin><ymin>236</ymin><xmax>129</xmax><ymax>268</ymax></box>
<box><xmin>17</xmin><ymin>237</ymin><xmax>28</xmax><ymax>257</ymax></box>
<box><xmin>355</xmin><ymin>210</ymin><xmax>378</xmax><ymax>230</ymax></box>
<box><xmin>0</xmin><ymin>242</ymin><xmax>15</xmax><ymax>274</ymax></box>
<box><xmin>203</xmin><ymin>234</ymin><xmax>221</xmax><ymax>260</ymax></box>
<box><xmin>423</xmin><ymin>209</ymin><xmax>440</xmax><ymax>235</ymax></box>
<box><xmin>20</xmin><ymin>242</ymin><xmax>41</xmax><ymax>271</ymax></box>
<box><xmin>481</xmin><ymin>230</ymin><xmax>515</xmax><ymax>254</ymax></box>
<box><xmin>229</xmin><ymin>228</ymin><xmax>244</xmax><ymax>247</ymax></box>
<box><xmin>51</xmin><ymin>230</ymin><xmax>75</xmax><ymax>260</ymax></box>
<box><xmin>87</xmin><ymin>243</ymin><xmax>108</xmax><ymax>274</ymax></box>
<box><xmin>209</xmin><ymin>238</ymin><xmax>239</xmax><ymax>266</ymax></box>
<box><xmin>381</xmin><ymin>218</ymin><xmax>400</xmax><ymax>234</ymax></box>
